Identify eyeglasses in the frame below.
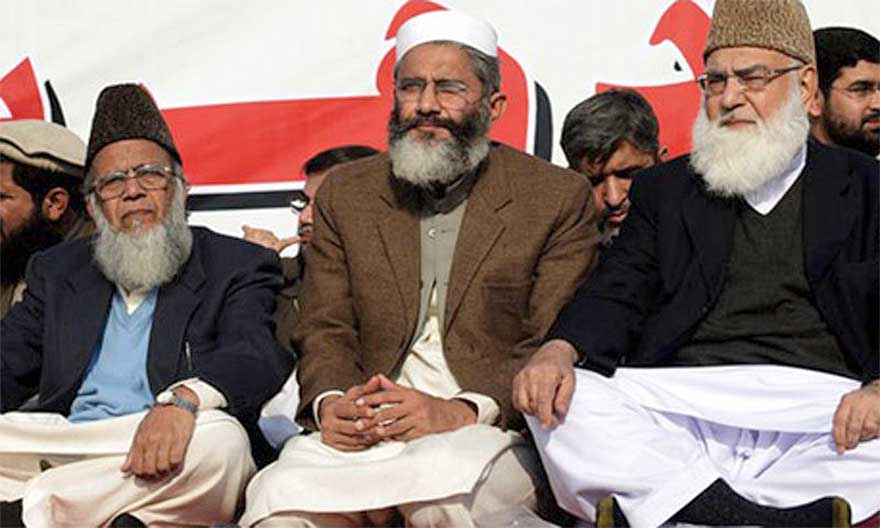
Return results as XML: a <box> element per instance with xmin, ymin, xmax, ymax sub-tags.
<box><xmin>696</xmin><ymin>65</ymin><xmax>802</xmax><ymax>96</ymax></box>
<box><xmin>831</xmin><ymin>81</ymin><xmax>880</xmax><ymax>100</ymax></box>
<box><xmin>394</xmin><ymin>78</ymin><xmax>478</xmax><ymax>111</ymax></box>
<box><xmin>89</xmin><ymin>164</ymin><xmax>177</xmax><ymax>200</ymax></box>
<box><xmin>289</xmin><ymin>190</ymin><xmax>309</xmax><ymax>215</ymax></box>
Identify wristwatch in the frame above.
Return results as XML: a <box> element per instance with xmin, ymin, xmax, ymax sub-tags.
<box><xmin>155</xmin><ymin>392</ymin><xmax>198</xmax><ymax>415</ymax></box>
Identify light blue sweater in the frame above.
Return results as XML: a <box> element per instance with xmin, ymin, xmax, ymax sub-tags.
<box><xmin>68</xmin><ymin>290</ymin><xmax>158</xmax><ymax>422</ymax></box>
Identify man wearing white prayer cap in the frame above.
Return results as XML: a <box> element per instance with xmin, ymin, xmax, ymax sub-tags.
<box><xmin>241</xmin><ymin>7</ymin><xmax>598</xmax><ymax>528</ymax></box>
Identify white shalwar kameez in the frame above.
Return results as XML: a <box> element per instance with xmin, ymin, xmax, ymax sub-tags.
<box><xmin>528</xmin><ymin>365</ymin><xmax>880</xmax><ymax>528</ymax></box>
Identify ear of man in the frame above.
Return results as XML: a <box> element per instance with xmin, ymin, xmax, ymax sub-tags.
<box><xmin>487</xmin><ymin>91</ymin><xmax>508</xmax><ymax>123</ymax></box>
<box><xmin>657</xmin><ymin>145</ymin><xmax>670</xmax><ymax>163</ymax></box>
<box><xmin>41</xmin><ymin>187</ymin><xmax>70</xmax><ymax>222</ymax></box>
<box><xmin>808</xmin><ymin>89</ymin><xmax>826</xmax><ymax>120</ymax></box>
<box><xmin>798</xmin><ymin>65</ymin><xmax>819</xmax><ymax>112</ymax></box>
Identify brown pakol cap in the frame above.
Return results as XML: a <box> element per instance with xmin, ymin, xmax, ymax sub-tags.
<box><xmin>704</xmin><ymin>0</ymin><xmax>816</xmax><ymax>64</ymax></box>
<box><xmin>85</xmin><ymin>83</ymin><xmax>181</xmax><ymax>174</ymax></box>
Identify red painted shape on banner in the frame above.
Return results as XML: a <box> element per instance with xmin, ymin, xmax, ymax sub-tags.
<box><xmin>596</xmin><ymin>81</ymin><xmax>702</xmax><ymax>160</ymax></box>
<box><xmin>650</xmin><ymin>0</ymin><xmax>709</xmax><ymax>76</ymax></box>
<box><xmin>385</xmin><ymin>0</ymin><xmax>446</xmax><ymax>38</ymax></box>
<box><xmin>597</xmin><ymin>0</ymin><xmax>711</xmax><ymax>158</ymax></box>
<box><xmin>0</xmin><ymin>59</ymin><xmax>44</xmax><ymax>121</ymax></box>
<box><xmin>163</xmin><ymin>0</ymin><xmax>531</xmax><ymax>186</ymax></box>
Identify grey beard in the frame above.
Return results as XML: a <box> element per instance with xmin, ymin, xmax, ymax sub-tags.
<box><xmin>91</xmin><ymin>188</ymin><xmax>192</xmax><ymax>292</ymax></box>
<box><xmin>386</xmin><ymin>97</ymin><xmax>493</xmax><ymax>188</ymax></box>
<box><xmin>690</xmin><ymin>84</ymin><xmax>810</xmax><ymax>198</ymax></box>
<box><xmin>388</xmin><ymin>133</ymin><xmax>489</xmax><ymax>188</ymax></box>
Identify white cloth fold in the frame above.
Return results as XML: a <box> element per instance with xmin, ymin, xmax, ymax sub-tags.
<box><xmin>240</xmin><ymin>425</ymin><xmax>523</xmax><ymax>526</ymax></box>
<box><xmin>612</xmin><ymin>364</ymin><xmax>860</xmax><ymax>432</ymax></box>
<box><xmin>0</xmin><ymin>410</ymin><xmax>255</xmax><ymax>526</ymax></box>
<box><xmin>529</xmin><ymin>365</ymin><xmax>880</xmax><ymax>527</ymax></box>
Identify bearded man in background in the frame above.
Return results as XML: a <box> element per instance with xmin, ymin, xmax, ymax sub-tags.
<box><xmin>241</xmin><ymin>9</ymin><xmax>597</xmax><ymax>527</ymax></box>
<box><xmin>810</xmin><ymin>27</ymin><xmax>879</xmax><ymax>157</ymax></box>
<box><xmin>516</xmin><ymin>0</ymin><xmax>879</xmax><ymax>526</ymax></box>
<box><xmin>0</xmin><ymin>120</ymin><xmax>93</xmax><ymax>317</ymax></box>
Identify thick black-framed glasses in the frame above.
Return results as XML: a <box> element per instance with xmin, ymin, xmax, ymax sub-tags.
<box><xmin>696</xmin><ymin>65</ymin><xmax>802</xmax><ymax>96</ymax></box>
<box><xmin>89</xmin><ymin>164</ymin><xmax>177</xmax><ymax>200</ymax></box>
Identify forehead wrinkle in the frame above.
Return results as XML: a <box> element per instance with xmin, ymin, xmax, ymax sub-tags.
<box><xmin>607</xmin><ymin>160</ymin><xmax>652</xmax><ymax>173</ymax></box>
<box><xmin>396</xmin><ymin>44</ymin><xmax>480</xmax><ymax>85</ymax></box>
<box><xmin>89</xmin><ymin>140</ymin><xmax>173</xmax><ymax>178</ymax></box>
<box><xmin>706</xmin><ymin>61</ymin><xmax>777</xmax><ymax>75</ymax></box>
<box><xmin>399</xmin><ymin>73</ymin><xmax>472</xmax><ymax>89</ymax></box>
<box><xmin>706</xmin><ymin>48</ymin><xmax>794</xmax><ymax>72</ymax></box>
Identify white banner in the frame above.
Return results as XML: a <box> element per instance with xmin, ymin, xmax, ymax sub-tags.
<box><xmin>2</xmin><ymin>0</ymin><xmax>877</xmax><ymax>247</ymax></box>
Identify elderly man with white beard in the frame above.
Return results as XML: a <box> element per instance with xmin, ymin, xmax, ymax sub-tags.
<box><xmin>240</xmin><ymin>9</ymin><xmax>598</xmax><ymax>528</ymax></box>
<box><xmin>514</xmin><ymin>1</ymin><xmax>880</xmax><ymax>527</ymax></box>
<box><xmin>0</xmin><ymin>84</ymin><xmax>293</xmax><ymax>527</ymax></box>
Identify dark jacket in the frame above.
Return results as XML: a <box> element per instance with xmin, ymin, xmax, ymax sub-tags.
<box><xmin>1</xmin><ymin>226</ymin><xmax>295</xmax><ymax>464</ymax></box>
<box><xmin>0</xmin><ymin>215</ymin><xmax>95</xmax><ymax>319</ymax></box>
<box><xmin>549</xmin><ymin>140</ymin><xmax>879</xmax><ymax>383</ymax></box>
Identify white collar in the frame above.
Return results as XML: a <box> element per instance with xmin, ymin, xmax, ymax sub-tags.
<box><xmin>744</xmin><ymin>143</ymin><xmax>807</xmax><ymax>215</ymax></box>
<box><xmin>116</xmin><ymin>286</ymin><xmax>152</xmax><ymax>315</ymax></box>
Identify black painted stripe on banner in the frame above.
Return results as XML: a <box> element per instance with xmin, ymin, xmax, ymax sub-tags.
<box><xmin>187</xmin><ymin>190</ymin><xmax>294</xmax><ymax>211</ymax></box>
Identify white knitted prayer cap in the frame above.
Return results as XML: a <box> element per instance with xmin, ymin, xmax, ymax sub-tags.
<box><xmin>396</xmin><ymin>10</ymin><xmax>498</xmax><ymax>62</ymax></box>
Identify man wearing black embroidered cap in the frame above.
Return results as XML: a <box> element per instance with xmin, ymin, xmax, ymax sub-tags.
<box><xmin>0</xmin><ymin>83</ymin><xmax>292</xmax><ymax>527</ymax></box>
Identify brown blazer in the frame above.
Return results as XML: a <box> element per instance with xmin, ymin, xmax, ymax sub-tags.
<box><xmin>294</xmin><ymin>144</ymin><xmax>599</xmax><ymax>430</ymax></box>
<box><xmin>273</xmin><ymin>256</ymin><xmax>302</xmax><ymax>353</ymax></box>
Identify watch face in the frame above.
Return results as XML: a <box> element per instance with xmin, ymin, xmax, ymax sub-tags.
<box><xmin>156</xmin><ymin>392</ymin><xmax>173</xmax><ymax>404</ymax></box>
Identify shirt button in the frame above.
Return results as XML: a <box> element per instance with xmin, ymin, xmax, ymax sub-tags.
<box><xmin>427</xmin><ymin>227</ymin><xmax>438</xmax><ymax>239</ymax></box>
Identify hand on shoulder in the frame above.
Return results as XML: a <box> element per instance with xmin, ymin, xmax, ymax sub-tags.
<box><xmin>242</xmin><ymin>225</ymin><xmax>301</xmax><ymax>253</ymax></box>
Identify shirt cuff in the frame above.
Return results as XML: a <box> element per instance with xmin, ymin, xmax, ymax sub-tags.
<box><xmin>312</xmin><ymin>390</ymin><xmax>345</xmax><ymax>430</ymax></box>
<box><xmin>162</xmin><ymin>378</ymin><xmax>228</xmax><ymax>411</ymax></box>
<box><xmin>455</xmin><ymin>391</ymin><xmax>500</xmax><ymax>426</ymax></box>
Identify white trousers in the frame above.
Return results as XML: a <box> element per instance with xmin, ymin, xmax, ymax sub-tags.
<box><xmin>528</xmin><ymin>366</ymin><xmax>880</xmax><ymax>528</ymax></box>
<box><xmin>0</xmin><ymin>410</ymin><xmax>256</xmax><ymax>527</ymax></box>
<box><xmin>252</xmin><ymin>441</ymin><xmax>543</xmax><ymax>528</ymax></box>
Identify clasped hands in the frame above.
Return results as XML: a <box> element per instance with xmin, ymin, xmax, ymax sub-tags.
<box><xmin>319</xmin><ymin>374</ymin><xmax>477</xmax><ymax>451</ymax></box>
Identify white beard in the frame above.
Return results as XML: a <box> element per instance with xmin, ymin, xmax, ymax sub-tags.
<box><xmin>690</xmin><ymin>84</ymin><xmax>810</xmax><ymax>197</ymax></box>
<box><xmin>91</xmin><ymin>184</ymin><xmax>193</xmax><ymax>292</ymax></box>
<box><xmin>388</xmin><ymin>133</ymin><xmax>489</xmax><ymax>188</ymax></box>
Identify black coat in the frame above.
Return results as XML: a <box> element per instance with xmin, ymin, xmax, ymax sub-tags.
<box><xmin>549</xmin><ymin>140</ymin><xmax>879</xmax><ymax>383</ymax></box>
<box><xmin>1</xmin><ymin>226</ymin><xmax>295</xmax><ymax>464</ymax></box>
